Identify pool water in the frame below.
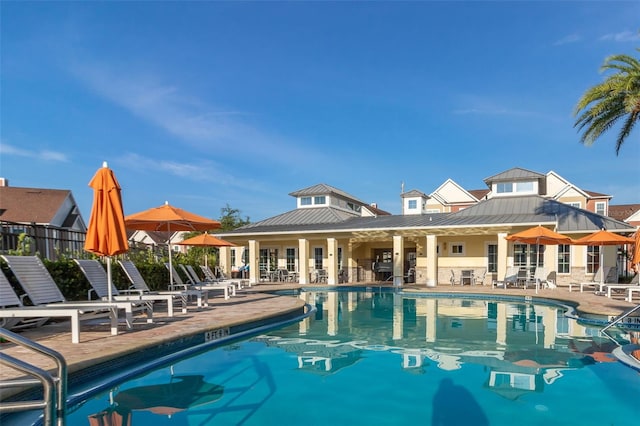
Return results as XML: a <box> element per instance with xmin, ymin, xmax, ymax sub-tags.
<box><xmin>60</xmin><ymin>290</ymin><xmax>640</xmax><ymax>425</ymax></box>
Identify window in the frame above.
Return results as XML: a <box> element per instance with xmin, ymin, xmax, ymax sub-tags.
<box><xmin>231</xmin><ymin>249</ymin><xmax>236</xmax><ymax>268</ymax></box>
<box><xmin>408</xmin><ymin>199</ymin><xmax>417</xmax><ymax>209</ymax></box>
<box><xmin>557</xmin><ymin>244</ymin><xmax>570</xmax><ymax>274</ymax></box>
<box><xmin>515</xmin><ymin>181</ymin><xmax>534</xmax><ymax>193</ymax></box>
<box><xmin>338</xmin><ymin>247</ymin><xmax>343</xmax><ymax>270</ymax></box>
<box><xmin>487</xmin><ymin>244</ymin><xmax>497</xmax><ymax>273</ymax></box>
<box><xmin>451</xmin><ymin>243</ymin><xmax>464</xmax><ymax>256</ymax></box>
<box><xmin>496</xmin><ymin>181</ymin><xmax>534</xmax><ymax>194</ymax></box>
<box><xmin>259</xmin><ymin>248</ymin><xmax>279</xmax><ymax>272</ymax></box>
<box><xmin>300</xmin><ymin>197</ymin><xmax>312</xmax><ymax>206</ymax></box>
<box><xmin>587</xmin><ymin>246</ymin><xmax>600</xmax><ymax>273</ymax></box>
<box><xmin>314</xmin><ymin>196</ymin><xmax>326</xmax><ymax>205</ymax></box>
<box><xmin>595</xmin><ymin>202</ymin><xmax>606</xmax><ymax>216</ymax></box>
<box><xmin>286</xmin><ymin>248</ymin><xmax>296</xmax><ymax>271</ymax></box>
<box><xmin>567</xmin><ymin>202</ymin><xmax>581</xmax><ymax>209</ymax></box>
<box><xmin>314</xmin><ymin>247</ymin><xmax>324</xmax><ymax>270</ymax></box>
<box><xmin>514</xmin><ymin>243</ymin><xmax>543</xmax><ymax>274</ymax></box>
<box><xmin>497</xmin><ymin>182</ymin><xmax>513</xmax><ymax>193</ymax></box>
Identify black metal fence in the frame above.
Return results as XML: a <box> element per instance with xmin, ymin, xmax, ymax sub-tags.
<box><xmin>0</xmin><ymin>221</ymin><xmax>86</xmax><ymax>261</ymax></box>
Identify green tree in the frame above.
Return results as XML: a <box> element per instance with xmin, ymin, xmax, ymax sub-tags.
<box><xmin>218</xmin><ymin>204</ymin><xmax>250</xmax><ymax>231</ymax></box>
<box><xmin>574</xmin><ymin>48</ymin><xmax>640</xmax><ymax>155</ymax></box>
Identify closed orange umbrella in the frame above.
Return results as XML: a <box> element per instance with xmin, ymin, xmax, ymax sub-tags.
<box><xmin>125</xmin><ymin>202</ymin><xmax>221</xmax><ymax>287</ymax></box>
<box><xmin>84</xmin><ymin>162</ymin><xmax>129</xmax><ymax>301</ymax></box>
<box><xmin>573</xmin><ymin>229</ymin><xmax>635</xmax><ymax>286</ymax></box>
<box><xmin>632</xmin><ymin>231</ymin><xmax>640</xmax><ymax>271</ymax></box>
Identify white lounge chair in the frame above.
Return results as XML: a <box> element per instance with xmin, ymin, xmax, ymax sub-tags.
<box><xmin>180</xmin><ymin>264</ymin><xmax>235</xmax><ymax>300</ymax></box>
<box><xmin>492</xmin><ymin>266</ymin><xmax>519</xmax><ymax>289</ymax></box>
<box><xmin>75</xmin><ymin>259</ymin><xmax>180</xmax><ymax>316</ymax></box>
<box><xmin>603</xmin><ymin>274</ymin><xmax>640</xmax><ymax>300</ymax></box>
<box><xmin>119</xmin><ymin>260</ymin><xmax>208</xmax><ymax>309</ymax></box>
<box><xmin>569</xmin><ymin>267</ymin><xmax>614</xmax><ymax>293</ymax></box>
<box><xmin>1</xmin><ymin>255</ymin><xmax>150</xmax><ymax>342</ymax></box>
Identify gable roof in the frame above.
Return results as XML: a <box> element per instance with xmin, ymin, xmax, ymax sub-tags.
<box><xmin>483</xmin><ymin>167</ymin><xmax>545</xmax><ymax>185</ymax></box>
<box><xmin>289</xmin><ymin>184</ymin><xmax>365</xmax><ymax>204</ymax></box>
<box><xmin>608</xmin><ymin>204</ymin><xmax>640</xmax><ymax>222</ymax></box>
<box><xmin>240</xmin><ymin>207</ymin><xmax>360</xmax><ymax>230</ymax></box>
<box><xmin>402</xmin><ymin>189</ymin><xmax>428</xmax><ymax>198</ymax></box>
<box><xmin>0</xmin><ymin>186</ymin><xmax>76</xmax><ymax>226</ymax></box>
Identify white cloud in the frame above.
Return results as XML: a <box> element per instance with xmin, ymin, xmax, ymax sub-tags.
<box><xmin>0</xmin><ymin>143</ymin><xmax>69</xmax><ymax>162</ymax></box>
<box><xmin>69</xmin><ymin>63</ymin><xmax>326</xmax><ymax>168</ymax></box>
<box><xmin>553</xmin><ymin>34</ymin><xmax>581</xmax><ymax>46</ymax></box>
<box><xmin>599</xmin><ymin>31</ymin><xmax>640</xmax><ymax>42</ymax></box>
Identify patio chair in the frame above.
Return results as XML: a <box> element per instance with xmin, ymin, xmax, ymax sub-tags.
<box><xmin>473</xmin><ymin>269</ymin><xmax>486</xmax><ymax>286</ymax></box>
<box><xmin>450</xmin><ymin>270</ymin><xmax>457</xmax><ymax>286</ymax></box>
<box><xmin>201</xmin><ymin>264</ymin><xmax>250</xmax><ymax>288</ymax></box>
<box><xmin>1</xmin><ymin>255</ymin><xmax>151</xmax><ymax>341</ymax></box>
<box><xmin>75</xmin><ymin>259</ymin><xmax>180</xmax><ymax>316</ymax></box>
<box><xmin>492</xmin><ymin>266</ymin><xmax>519</xmax><ymax>289</ymax></box>
<box><xmin>459</xmin><ymin>270</ymin><xmax>474</xmax><ymax>286</ymax></box>
<box><xmin>119</xmin><ymin>260</ymin><xmax>208</xmax><ymax>309</ymax></box>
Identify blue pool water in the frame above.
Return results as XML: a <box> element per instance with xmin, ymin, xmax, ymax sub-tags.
<box><xmin>37</xmin><ymin>290</ymin><xmax>640</xmax><ymax>425</ymax></box>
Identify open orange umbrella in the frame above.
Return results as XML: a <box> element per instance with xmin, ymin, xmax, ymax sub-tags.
<box><xmin>125</xmin><ymin>202</ymin><xmax>221</xmax><ymax>287</ymax></box>
<box><xmin>84</xmin><ymin>162</ymin><xmax>129</xmax><ymax>301</ymax></box>
<box><xmin>505</xmin><ymin>225</ymin><xmax>574</xmax><ymax>245</ymax></box>
<box><xmin>505</xmin><ymin>225</ymin><xmax>573</xmax><ymax>293</ymax></box>
<box><xmin>573</xmin><ymin>229</ymin><xmax>635</xmax><ymax>286</ymax></box>
<box><xmin>177</xmin><ymin>233</ymin><xmax>235</xmax><ymax>268</ymax></box>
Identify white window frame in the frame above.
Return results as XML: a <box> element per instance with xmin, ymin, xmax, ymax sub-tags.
<box><xmin>450</xmin><ymin>242</ymin><xmax>465</xmax><ymax>256</ymax></box>
<box><xmin>408</xmin><ymin>199</ymin><xmax>417</xmax><ymax>210</ymax></box>
<box><xmin>595</xmin><ymin>201</ymin><xmax>606</xmax><ymax>216</ymax></box>
<box><xmin>567</xmin><ymin>201</ymin><xmax>581</xmax><ymax>209</ymax></box>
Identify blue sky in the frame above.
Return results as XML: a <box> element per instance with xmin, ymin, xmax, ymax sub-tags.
<box><xmin>1</xmin><ymin>2</ymin><xmax>639</xmax><ymax>224</ymax></box>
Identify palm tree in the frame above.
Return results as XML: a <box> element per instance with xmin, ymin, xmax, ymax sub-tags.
<box><xmin>574</xmin><ymin>48</ymin><xmax>640</xmax><ymax>155</ymax></box>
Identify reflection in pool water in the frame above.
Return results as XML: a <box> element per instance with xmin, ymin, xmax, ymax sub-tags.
<box><xmin>61</xmin><ymin>290</ymin><xmax>639</xmax><ymax>426</ymax></box>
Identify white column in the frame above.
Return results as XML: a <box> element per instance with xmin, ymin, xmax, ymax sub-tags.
<box><xmin>219</xmin><ymin>246</ymin><xmax>231</xmax><ymax>275</ymax></box>
<box><xmin>497</xmin><ymin>232</ymin><xmax>508</xmax><ymax>282</ymax></box>
<box><xmin>426</xmin><ymin>234</ymin><xmax>438</xmax><ymax>287</ymax></box>
<box><xmin>327</xmin><ymin>237</ymin><xmax>338</xmax><ymax>285</ymax></box>
<box><xmin>393</xmin><ymin>235</ymin><xmax>404</xmax><ymax>287</ymax></box>
<box><xmin>248</xmin><ymin>240</ymin><xmax>259</xmax><ymax>285</ymax></box>
<box><xmin>496</xmin><ymin>302</ymin><xmax>507</xmax><ymax>346</ymax></box>
<box><xmin>298</xmin><ymin>239</ymin><xmax>310</xmax><ymax>284</ymax></box>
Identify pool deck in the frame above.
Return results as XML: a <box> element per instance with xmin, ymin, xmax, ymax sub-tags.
<box><xmin>1</xmin><ymin>282</ymin><xmax>639</xmax><ymax>398</ymax></box>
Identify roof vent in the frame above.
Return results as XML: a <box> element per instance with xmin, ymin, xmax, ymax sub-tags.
<box><xmin>0</xmin><ymin>178</ymin><xmax>8</xmax><ymax>187</ymax></box>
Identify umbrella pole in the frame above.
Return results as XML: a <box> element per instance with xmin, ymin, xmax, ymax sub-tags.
<box><xmin>107</xmin><ymin>256</ymin><xmax>113</xmax><ymax>302</ymax></box>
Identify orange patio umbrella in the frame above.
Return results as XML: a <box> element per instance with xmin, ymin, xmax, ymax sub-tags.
<box><xmin>573</xmin><ymin>229</ymin><xmax>635</xmax><ymax>286</ymax></box>
<box><xmin>505</xmin><ymin>225</ymin><xmax>573</xmax><ymax>293</ymax></box>
<box><xmin>177</xmin><ymin>233</ymin><xmax>234</xmax><ymax>269</ymax></box>
<box><xmin>177</xmin><ymin>233</ymin><xmax>235</xmax><ymax>268</ymax></box>
<box><xmin>125</xmin><ymin>202</ymin><xmax>221</xmax><ymax>287</ymax></box>
<box><xmin>505</xmin><ymin>225</ymin><xmax>574</xmax><ymax>245</ymax></box>
<box><xmin>84</xmin><ymin>162</ymin><xmax>129</xmax><ymax>301</ymax></box>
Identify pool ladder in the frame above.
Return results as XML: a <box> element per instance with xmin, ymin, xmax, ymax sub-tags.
<box><xmin>0</xmin><ymin>328</ymin><xmax>67</xmax><ymax>426</ymax></box>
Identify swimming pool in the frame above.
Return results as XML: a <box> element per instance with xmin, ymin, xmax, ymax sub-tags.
<box><xmin>25</xmin><ymin>289</ymin><xmax>640</xmax><ymax>425</ymax></box>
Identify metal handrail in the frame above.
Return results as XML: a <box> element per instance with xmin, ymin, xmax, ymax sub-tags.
<box><xmin>602</xmin><ymin>303</ymin><xmax>640</xmax><ymax>333</ymax></box>
<box><xmin>0</xmin><ymin>328</ymin><xmax>67</xmax><ymax>426</ymax></box>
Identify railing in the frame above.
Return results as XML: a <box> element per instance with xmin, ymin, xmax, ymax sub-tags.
<box><xmin>601</xmin><ymin>303</ymin><xmax>640</xmax><ymax>333</ymax></box>
<box><xmin>0</xmin><ymin>328</ymin><xmax>67</xmax><ymax>426</ymax></box>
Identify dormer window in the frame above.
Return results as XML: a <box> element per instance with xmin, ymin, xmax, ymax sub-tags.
<box><xmin>496</xmin><ymin>181</ymin><xmax>535</xmax><ymax>195</ymax></box>
<box><xmin>314</xmin><ymin>196</ymin><xmax>326</xmax><ymax>205</ymax></box>
<box><xmin>300</xmin><ymin>197</ymin><xmax>312</xmax><ymax>206</ymax></box>
<box><xmin>408</xmin><ymin>200</ymin><xmax>417</xmax><ymax>209</ymax></box>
